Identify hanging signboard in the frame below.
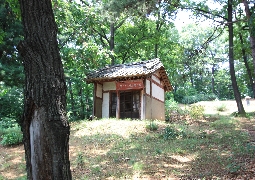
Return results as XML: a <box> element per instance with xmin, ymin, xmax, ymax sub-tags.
<box><xmin>116</xmin><ymin>80</ymin><xmax>144</xmax><ymax>90</ymax></box>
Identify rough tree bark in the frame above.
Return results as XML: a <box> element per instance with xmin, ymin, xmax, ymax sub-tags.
<box><xmin>239</xmin><ymin>33</ymin><xmax>255</xmax><ymax>98</ymax></box>
<box><xmin>18</xmin><ymin>0</ymin><xmax>72</xmax><ymax>179</ymax></box>
<box><xmin>228</xmin><ymin>0</ymin><xmax>245</xmax><ymax>115</ymax></box>
<box><xmin>242</xmin><ymin>0</ymin><xmax>255</xmax><ymax>74</ymax></box>
<box><xmin>110</xmin><ymin>22</ymin><xmax>115</xmax><ymax>65</ymax></box>
<box><xmin>242</xmin><ymin>0</ymin><xmax>255</xmax><ymax>99</ymax></box>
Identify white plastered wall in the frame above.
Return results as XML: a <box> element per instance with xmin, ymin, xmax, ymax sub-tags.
<box><xmin>96</xmin><ymin>83</ymin><xmax>102</xmax><ymax>98</ymax></box>
<box><xmin>103</xmin><ymin>82</ymin><xmax>115</xmax><ymax>91</ymax></box>
<box><xmin>102</xmin><ymin>82</ymin><xmax>116</xmax><ymax>118</ymax></box>
<box><xmin>146</xmin><ymin>79</ymin><xmax>150</xmax><ymax>95</ymax></box>
<box><xmin>152</xmin><ymin>83</ymin><xmax>164</xmax><ymax>101</ymax></box>
<box><xmin>144</xmin><ymin>73</ymin><xmax>166</xmax><ymax>120</ymax></box>
<box><xmin>152</xmin><ymin>74</ymin><xmax>160</xmax><ymax>84</ymax></box>
<box><xmin>102</xmin><ymin>92</ymin><xmax>109</xmax><ymax>118</ymax></box>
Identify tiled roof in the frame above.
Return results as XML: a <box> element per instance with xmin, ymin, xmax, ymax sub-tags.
<box><xmin>86</xmin><ymin>58</ymin><xmax>173</xmax><ymax>91</ymax></box>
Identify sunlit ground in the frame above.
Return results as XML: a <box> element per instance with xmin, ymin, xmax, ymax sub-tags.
<box><xmin>0</xmin><ymin>99</ymin><xmax>254</xmax><ymax>179</ymax></box>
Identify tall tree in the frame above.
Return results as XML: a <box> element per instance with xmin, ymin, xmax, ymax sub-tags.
<box><xmin>238</xmin><ymin>32</ymin><xmax>255</xmax><ymax>97</ymax></box>
<box><xmin>18</xmin><ymin>0</ymin><xmax>72</xmax><ymax>179</ymax></box>
<box><xmin>182</xmin><ymin>0</ymin><xmax>246</xmax><ymax>113</ymax></box>
<box><xmin>228</xmin><ymin>0</ymin><xmax>245</xmax><ymax>115</ymax></box>
<box><xmin>242</xmin><ymin>0</ymin><xmax>255</xmax><ymax>75</ymax></box>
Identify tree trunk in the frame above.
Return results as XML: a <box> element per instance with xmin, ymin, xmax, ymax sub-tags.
<box><xmin>68</xmin><ymin>79</ymin><xmax>77</xmax><ymax>117</ymax></box>
<box><xmin>242</xmin><ymin>0</ymin><xmax>255</xmax><ymax>72</ymax></box>
<box><xmin>228</xmin><ymin>0</ymin><xmax>245</xmax><ymax>115</ymax></box>
<box><xmin>18</xmin><ymin>0</ymin><xmax>72</xmax><ymax>179</ymax></box>
<box><xmin>212</xmin><ymin>64</ymin><xmax>216</xmax><ymax>94</ymax></box>
<box><xmin>155</xmin><ymin>6</ymin><xmax>161</xmax><ymax>59</ymax></box>
<box><xmin>242</xmin><ymin>0</ymin><xmax>255</xmax><ymax>98</ymax></box>
<box><xmin>239</xmin><ymin>33</ymin><xmax>255</xmax><ymax>98</ymax></box>
<box><xmin>79</xmin><ymin>88</ymin><xmax>85</xmax><ymax>119</ymax></box>
<box><xmin>110</xmin><ymin>22</ymin><xmax>115</xmax><ymax>65</ymax></box>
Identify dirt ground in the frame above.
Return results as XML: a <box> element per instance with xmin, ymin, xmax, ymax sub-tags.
<box><xmin>0</xmin><ymin>99</ymin><xmax>254</xmax><ymax>179</ymax></box>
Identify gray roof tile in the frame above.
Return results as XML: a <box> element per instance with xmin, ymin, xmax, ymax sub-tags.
<box><xmin>86</xmin><ymin>58</ymin><xmax>173</xmax><ymax>91</ymax></box>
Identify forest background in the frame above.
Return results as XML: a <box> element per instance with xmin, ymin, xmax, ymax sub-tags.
<box><xmin>0</xmin><ymin>0</ymin><xmax>255</xmax><ymax>139</ymax></box>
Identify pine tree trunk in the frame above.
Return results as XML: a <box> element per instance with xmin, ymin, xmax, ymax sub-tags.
<box><xmin>242</xmin><ymin>0</ymin><xmax>255</xmax><ymax>74</ymax></box>
<box><xmin>239</xmin><ymin>33</ymin><xmax>255</xmax><ymax>98</ymax></box>
<box><xmin>212</xmin><ymin>64</ymin><xmax>216</xmax><ymax>94</ymax></box>
<box><xmin>18</xmin><ymin>0</ymin><xmax>72</xmax><ymax>179</ymax></box>
<box><xmin>68</xmin><ymin>79</ymin><xmax>77</xmax><ymax>117</ymax></box>
<box><xmin>228</xmin><ymin>0</ymin><xmax>245</xmax><ymax>115</ymax></box>
<box><xmin>110</xmin><ymin>22</ymin><xmax>115</xmax><ymax>65</ymax></box>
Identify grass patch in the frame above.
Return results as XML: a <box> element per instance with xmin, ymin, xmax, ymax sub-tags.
<box><xmin>145</xmin><ymin>121</ymin><xmax>159</xmax><ymax>131</ymax></box>
<box><xmin>1</xmin><ymin>110</ymin><xmax>255</xmax><ymax>179</ymax></box>
<box><xmin>216</xmin><ymin>104</ymin><xmax>227</xmax><ymax>112</ymax></box>
<box><xmin>68</xmin><ymin>117</ymin><xmax>255</xmax><ymax>179</ymax></box>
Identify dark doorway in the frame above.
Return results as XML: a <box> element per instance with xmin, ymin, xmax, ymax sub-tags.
<box><xmin>110</xmin><ymin>91</ymin><xmax>140</xmax><ymax>119</ymax></box>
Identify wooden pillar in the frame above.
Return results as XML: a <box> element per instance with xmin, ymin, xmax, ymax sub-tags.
<box><xmin>150</xmin><ymin>76</ymin><xmax>152</xmax><ymax>119</ymax></box>
<box><xmin>116</xmin><ymin>90</ymin><xmax>120</xmax><ymax>119</ymax></box>
<box><xmin>93</xmin><ymin>82</ymin><xmax>96</xmax><ymax>119</ymax></box>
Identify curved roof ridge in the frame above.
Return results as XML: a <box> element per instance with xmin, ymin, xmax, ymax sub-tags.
<box><xmin>86</xmin><ymin>58</ymin><xmax>173</xmax><ymax>91</ymax></box>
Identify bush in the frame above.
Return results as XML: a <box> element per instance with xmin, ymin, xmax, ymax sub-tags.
<box><xmin>0</xmin><ymin>117</ymin><xmax>18</xmax><ymax>129</ymax></box>
<box><xmin>0</xmin><ymin>87</ymin><xmax>23</xmax><ymax>120</ymax></box>
<box><xmin>181</xmin><ymin>93</ymin><xmax>217</xmax><ymax>104</ymax></box>
<box><xmin>189</xmin><ymin>105</ymin><xmax>204</xmax><ymax>119</ymax></box>
<box><xmin>146</xmin><ymin>121</ymin><xmax>158</xmax><ymax>131</ymax></box>
<box><xmin>165</xmin><ymin>98</ymin><xmax>189</xmax><ymax>121</ymax></box>
<box><xmin>174</xmin><ymin>85</ymin><xmax>197</xmax><ymax>103</ymax></box>
<box><xmin>182</xmin><ymin>95</ymin><xmax>199</xmax><ymax>104</ymax></box>
<box><xmin>165</xmin><ymin>98</ymin><xmax>179</xmax><ymax>112</ymax></box>
<box><xmin>1</xmin><ymin>126</ymin><xmax>23</xmax><ymax>146</ymax></box>
<box><xmin>161</xmin><ymin>126</ymin><xmax>186</xmax><ymax>140</ymax></box>
<box><xmin>217</xmin><ymin>104</ymin><xmax>227</xmax><ymax>112</ymax></box>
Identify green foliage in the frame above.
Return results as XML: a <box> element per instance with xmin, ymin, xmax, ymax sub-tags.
<box><xmin>161</xmin><ymin>126</ymin><xmax>186</xmax><ymax>140</ymax></box>
<box><xmin>165</xmin><ymin>98</ymin><xmax>189</xmax><ymax>121</ymax></box>
<box><xmin>132</xmin><ymin>162</ymin><xmax>143</xmax><ymax>171</ymax></box>
<box><xmin>210</xmin><ymin>118</ymin><xmax>236</xmax><ymax>129</ymax></box>
<box><xmin>189</xmin><ymin>105</ymin><xmax>204</xmax><ymax>119</ymax></box>
<box><xmin>165</xmin><ymin>98</ymin><xmax>180</xmax><ymax>113</ymax></box>
<box><xmin>0</xmin><ymin>117</ymin><xmax>17</xmax><ymax>129</ymax></box>
<box><xmin>0</xmin><ymin>125</ymin><xmax>22</xmax><ymax>146</ymax></box>
<box><xmin>216</xmin><ymin>103</ymin><xmax>227</xmax><ymax>112</ymax></box>
<box><xmin>76</xmin><ymin>152</ymin><xmax>85</xmax><ymax>168</ymax></box>
<box><xmin>0</xmin><ymin>87</ymin><xmax>23</xmax><ymax>125</ymax></box>
<box><xmin>145</xmin><ymin>121</ymin><xmax>158</xmax><ymax>131</ymax></box>
<box><xmin>181</xmin><ymin>93</ymin><xmax>217</xmax><ymax>104</ymax></box>
<box><xmin>226</xmin><ymin>161</ymin><xmax>241</xmax><ymax>173</ymax></box>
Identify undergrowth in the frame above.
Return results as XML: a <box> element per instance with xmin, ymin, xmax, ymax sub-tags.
<box><xmin>1</xmin><ymin>113</ymin><xmax>255</xmax><ymax>179</ymax></box>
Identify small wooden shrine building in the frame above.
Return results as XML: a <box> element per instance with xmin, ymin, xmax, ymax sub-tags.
<box><xmin>86</xmin><ymin>58</ymin><xmax>173</xmax><ymax>120</ymax></box>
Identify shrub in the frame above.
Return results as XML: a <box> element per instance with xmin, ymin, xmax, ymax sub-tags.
<box><xmin>0</xmin><ymin>87</ymin><xmax>23</xmax><ymax>123</ymax></box>
<box><xmin>181</xmin><ymin>93</ymin><xmax>217</xmax><ymax>104</ymax></box>
<box><xmin>161</xmin><ymin>126</ymin><xmax>186</xmax><ymax>140</ymax></box>
<box><xmin>0</xmin><ymin>117</ymin><xmax>18</xmax><ymax>129</ymax></box>
<box><xmin>165</xmin><ymin>98</ymin><xmax>188</xmax><ymax>121</ymax></box>
<box><xmin>182</xmin><ymin>95</ymin><xmax>199</xmax><ymax>104</ymax></box>
<box><xmin>216</xmin><ymin>104</ymin><xmax>227</xmax><ymax>112</ymax></box>
<box><xmin>205</xmin><ymin>93</ymin><xmax>217</xmax><ymax>101</ymax></box>
<box><xmin>1</xmin><ymin>126</ymin><xmax>23</xmax><ymax>146</ymax></box>
<box><xmin>165</xmin><ymin>98</ymin><xmax>179</xmax><ymax>112</ymax></box>
<box><xmin>146</xmin><ymin>121</ymin><xmax>158</xmax><ymax>131</ymax></box>
<box><xmin>76</xmin><ymin>152</ymin><xmax>85</xmax><ymax>168</ymax></box>
<box><xmin>189</xmin><ymin>105</ymin><xmax>204</xmax><ymax>119</ymax></box>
